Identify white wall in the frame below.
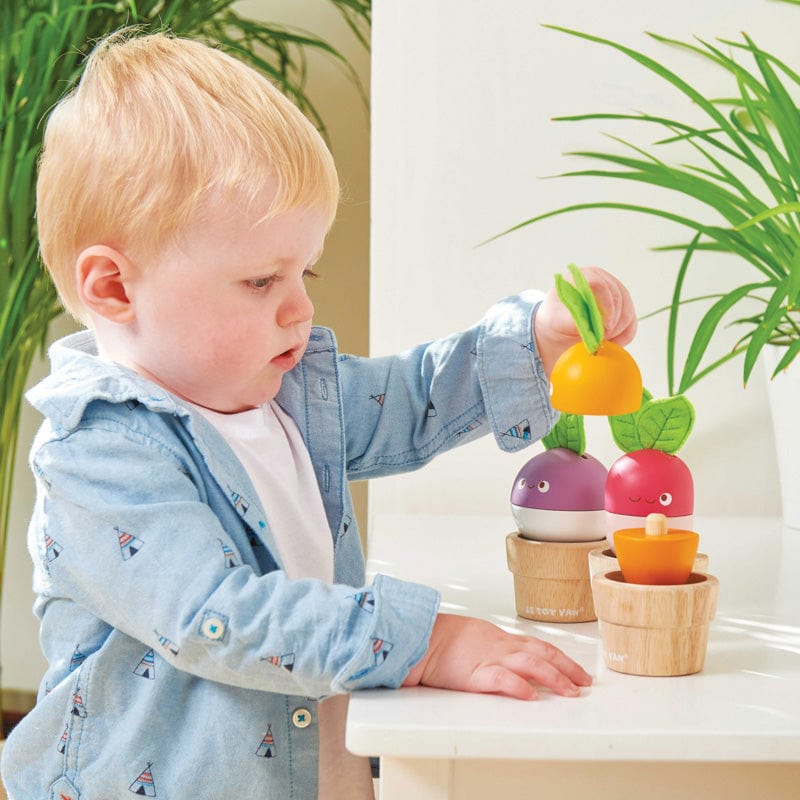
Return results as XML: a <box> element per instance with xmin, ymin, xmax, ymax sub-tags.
<box><xmin>369</xmin><ymin>0</ymin><xmax>795</xmax><ymax>523</ymax></box>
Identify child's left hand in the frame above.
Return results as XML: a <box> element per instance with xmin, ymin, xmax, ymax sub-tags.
<box><xmin>534</xmin><ymin>266</ymin><xmax>637</xmax><ymax>377</ymax></box>
<box><xmin>402</xmin><ymin>613</ymin><xmax>592</xmax><ymax>700</ymax></box>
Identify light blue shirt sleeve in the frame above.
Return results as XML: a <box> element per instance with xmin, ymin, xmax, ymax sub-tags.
<box><xmin>31</xmin><ymin>421</ymin><xmax>439</xmax><ymax>699</ymax></box>
<box><xmin>340</xmin><ymin>291</ymin><xmax>558</xmax><ymax>480</ymax></box>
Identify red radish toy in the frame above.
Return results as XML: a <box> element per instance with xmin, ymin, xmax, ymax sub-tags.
<box><xmin>511</xmin><ymin>412</ymin><xmax>607</xmax><ymax>542</ymax></box>
<box><xmin>605</xmin><ymin>391</ymin><xmax>695</xmax><ymax>553</ymax></box>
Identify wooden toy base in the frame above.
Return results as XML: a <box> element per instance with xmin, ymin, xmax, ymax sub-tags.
<box><xmin>505</xmin><ymin>534</ymin><xmax>599</xmax><ymax>623</ymax></box>
<box><xmin>592</xmin><ymin>570</ymin><xmax>719</xmax><ymax>676</ymax></box>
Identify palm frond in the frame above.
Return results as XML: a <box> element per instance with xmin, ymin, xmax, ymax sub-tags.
<box><xmin>499</xmin><ymin>22</ymin><xmax>800</xmax><ymax>390</ymax></box>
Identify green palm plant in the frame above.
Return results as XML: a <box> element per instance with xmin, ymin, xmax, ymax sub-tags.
<box><xmin>1</xmin><ymin>0</ymin><xmax>369</xmax><ymax>710</ymax></box>
<box><xmin>495</xmin><ymin>14</ymin><xmax>800</xmax><ymax>397</ymax></box>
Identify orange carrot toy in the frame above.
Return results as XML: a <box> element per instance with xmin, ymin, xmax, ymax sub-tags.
<box><xmin>614</xmin><ymin>512</ymin><xmax>699</xmax><ymax>585</ymax></box>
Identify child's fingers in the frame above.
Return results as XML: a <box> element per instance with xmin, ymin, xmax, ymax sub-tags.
<box><xmin>608</xmin><ymin>314</ymin><xmax>637</xmax><ymax>347</ymax></box>
<box><xmin>583</xmin><ymin>267</ymin><xmax>637</xmax><ymax>343</ymax></box>
<box><xmin>522</xmin><ymin>639</ymin><xmax>593</xmax><ymax>686</ymax></box>
<box><xmin>503</xmin><ymin>651</ymin><xmax>584</xmax><ymax>697</ymax></box>
<box><xmin>470</xmin><ymin>664</ymin><xmax>540</xmax><ymax>701</ymax></box>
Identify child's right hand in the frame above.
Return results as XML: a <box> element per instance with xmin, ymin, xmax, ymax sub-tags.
<box><xmin>535</xmin><ymin>265</ymin><xmax>637</xmax><ymax>378</ymax></box>
<box><xmin>402</xmin><ymin>614</ymin><xmax>593</xmax><ymax>700</ymax></box>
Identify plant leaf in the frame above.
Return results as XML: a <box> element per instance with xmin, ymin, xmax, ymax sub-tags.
<box><xmin>667</xmin><ymin>233</ymin><xmax>701</xmax><ymax>396</ymax></box>
<box><xmin>743</xmin><ymin>281</ymin><xmax>790</xmax><ymax>384</ymax></box>
<box><xmin>770</xmin><ymin>337</ymin><xmax>800</xmax><ymax>374</ymax></box>
<box><xmin>679</xmin><ymin>281</ymin><xmax>772</xmax><ymax>392</ymax></box>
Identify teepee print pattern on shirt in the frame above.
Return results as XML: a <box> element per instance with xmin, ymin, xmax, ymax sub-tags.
<box><xmin>372</xmin><ymin>638</ymin><xmax>393</xmax><ymax>665</ymax></box>
<box><xmin>353</xmin><ymin>591</ymin><xmax>375</xmax><ymax>613</ymax></box>
<box><xmin>115</xmin><ymin>527</ymin><xmax>144</xmax><ymax>560</ymax></box>
<box><xmin>457</xmin><ymin>419</ymin><xmax>483</xmax><ymax>436</ymax></box>
<box><xmin>45</xmin><ymin>533</ymin><xmax>63</xmax><ymax>562</ymax></box>
<box><xmin>504</xmin><ymin>419</ymin><xmax>531</xmax><ymax>441</ymax></box>
<box><xmin>255</xmin><ymin>725</ymin><xmax>277</xmax><ymax>758</ymax></box>
<box><xmin>230</xmin><ymin>490</ymin><xmax>249</xmax><ymax>517</ymax></box>
<box><xmin>134</xmin><ymin>649</ymin><xmax>156</xmax><ymax>679</ymax></box>
<box><xmin>347</xmin><ymin>636</ymin><xmax>395</xmax><ymax>682</ymax></box>
<box><xmin>70</xmin><ymin>692</ymin><xmax>87</xmax><ymax>719</ymax></box>
<box><xmin>261</xmin><ymin>653</ymin><xmax>295</xmax><ymax>672</ymax></box>
<box><xmin>69</xmin><ymin>645</ymin><xmax>86</xmax><ymax>672</ymax></box>
<box><xmin>129</xmin><ymin>763</ymin><xmax>156</xmax><ymax>796</ymax></box>
<box><xmin>219</xmin><ymin>539</ymin><xmax>239</xmax><ymax>568</ymax></box>
<box><xmin>154</xmin><ymin>630</ymin><xmax>179</xmax><ymax>658</ymax></box>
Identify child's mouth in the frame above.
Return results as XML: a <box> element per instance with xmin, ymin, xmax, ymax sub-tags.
<box><xmin>271</xmin><ymin>346</ymin><xmax>301</xmax><ymax>370</ymax></box>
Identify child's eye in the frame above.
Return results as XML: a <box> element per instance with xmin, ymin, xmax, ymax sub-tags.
<box><xmin>303</xmin><ymin>269</ymin><xmax>320</xmax><ymax>281</ymax></box>
<box><xmin>245</xmin><ymin>275</ymin><xmax>276</xmax><ymax>291</ymax></box>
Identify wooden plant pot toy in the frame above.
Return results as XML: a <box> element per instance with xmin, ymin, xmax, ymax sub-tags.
<box><xmin>506</xmin><ymin>534</ymin><xmax>598</xmax><ymax>623</ymax></box>
<box><xmin>592</xmin><ymin>570</ymin><xmax>719</xmax><ymax>676</ymax></box>
<box><xmin>592</xmin><ymin>514</ymin><xmax>719</xmax><ymax>676</ymax></box>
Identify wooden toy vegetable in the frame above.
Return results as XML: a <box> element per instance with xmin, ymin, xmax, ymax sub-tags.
<box><xmin>594</xmin><ymin>509</ymin><xmax>717</xmax><ymax>675</ymax></box>
<box><xmin>507</xmin><ymin>412</ymin><xmax>604</xmax><ymax>622</ymax></box>
<box><xmin>605</xmin><ymin>391</ymin><xmax>695</xmax><ymax>552</ymax></box>
<box><xmin>510</xmin><ymin>413</ymin><xmax>607</xmax><ymax>542</ymax></box>
<box><xmin>614</xmin><ymin>513</ymin><xmax>699</xmax><ymax>585</ymax></box>
<box><xmin>549</xmin><ymin>264</ymin><xmax>642</xmax><ymax>415</ymax></box>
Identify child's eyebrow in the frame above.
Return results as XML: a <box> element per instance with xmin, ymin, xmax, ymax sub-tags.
<box><xmin>267</xmin><ymin>249</ymin><xmax>324</xmax><ymax>269</ymax></box>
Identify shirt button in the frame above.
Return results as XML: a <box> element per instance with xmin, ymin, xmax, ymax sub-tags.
<box><xmin>292</xmin><ymin>708</ymin><xmax>312</xmax><ymax>729</ymax></box>
<box><xmin>201</xmin><ymin>617</ymin><xmax>226</xmax><ymax>640</ymax></box>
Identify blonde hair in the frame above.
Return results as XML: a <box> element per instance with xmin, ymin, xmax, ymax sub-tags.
<box><xmin>37</xmin><ymin>29</ymin><xmax>340</xmax><ymax>321</ymax></box>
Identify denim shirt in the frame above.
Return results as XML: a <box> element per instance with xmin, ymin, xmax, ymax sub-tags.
<box><xmin>1</xmin><ymin>292</ymin><xmax>556</xmax><ymax>800</ymax></box>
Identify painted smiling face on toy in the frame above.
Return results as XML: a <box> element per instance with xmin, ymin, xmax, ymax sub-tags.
<box><xmin>605</xmin><ymin>393</ymin><xmax>695</xmax><ymax>552</ymax></box>
<box><xmin>510</xmin><ymin>413</ymin><xmax>607</xmax><ymax>542</ymax></box>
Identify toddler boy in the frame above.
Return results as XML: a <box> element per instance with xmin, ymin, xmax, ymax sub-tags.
<box><xmin>1</xmin><ymin>30</ymin><xmax>635</xmax><ymax>800</ymax></box>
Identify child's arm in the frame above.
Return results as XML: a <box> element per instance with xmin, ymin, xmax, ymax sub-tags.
<box><xmin>335</xmin><ymin>268</ymin><xmax>636</xmax><ymax>482</ymax></box>
<box><xmin>336</xmin><ymin>290</ymin><xmax>558</xmax><ymax>481</ymax></box>
<box><xmin>402</xmin><ymin>614</ymin><xmax>592</xmax><ymax>700</ymax></box>
<box><xmin>534</xmin><ymin>266</ymin><xmax>638</xmax><ymax>377</ymax></box>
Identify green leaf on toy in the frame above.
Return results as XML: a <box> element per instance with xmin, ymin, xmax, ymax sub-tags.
<box><xmin>542</xmin><ymin>412</ymin><xmax>586</xmax><ymax>454</ymax></box>
<box><xmin>608</xmin><ymin>388</ymin><xmax>653</xmax><ymax>452</ymax></box>
<box><xmin>637</xmin><ymin>395</ymin><xmax>695</xmax><ymax>454</ymax></box>
<box><xmin>554</xmin><ymin>264</ymin><xmax>604</xmax><ymax>353</ymax></box>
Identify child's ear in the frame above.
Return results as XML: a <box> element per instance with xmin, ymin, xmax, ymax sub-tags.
<box><xmin>76</xmin><ymin>245</ymin><xmax>137</xmax><ymax>323</ymax></box>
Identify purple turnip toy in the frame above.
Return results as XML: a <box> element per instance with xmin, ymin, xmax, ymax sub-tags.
<box><xmin>510</xmin><ymin>413</ymin><xmax>607</xmax><ymax>542</ymax></box>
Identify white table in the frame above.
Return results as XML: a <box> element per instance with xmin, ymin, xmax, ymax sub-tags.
<box><xmin>346</xmin><ymin>515</ymin><xmax>800</xmax><ymax>800</ymax></box>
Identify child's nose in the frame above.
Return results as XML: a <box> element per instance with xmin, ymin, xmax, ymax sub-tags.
<box><xmin>279</xmin><ymin>284</ymin><xmax>314</xmax><ymax>327</ymax></box>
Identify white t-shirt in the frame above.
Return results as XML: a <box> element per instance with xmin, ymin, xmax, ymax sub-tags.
<box><xmin>191</xmin><ymin>400</ymin><xmax>334</xmax><ymax>582</ymax></box>
<box><xmin>189</xmin><ymin>400</ymin><xmax>374</xmax><ymax>799</ymax></box>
